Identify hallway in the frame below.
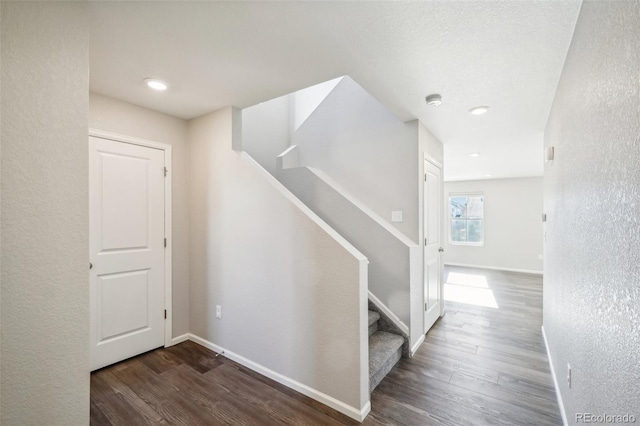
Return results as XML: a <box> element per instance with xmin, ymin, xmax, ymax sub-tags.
<box><xmin>368</xmin><ymin>266</ymin><xmax>560</xmax><ymax>425</ymax></box>
<box><xmin>91</xmin><ymin>266</ymin><xmax>560</xmax><ymax>425</ymax></box>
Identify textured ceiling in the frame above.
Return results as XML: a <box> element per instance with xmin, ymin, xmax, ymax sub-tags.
<box><xmin>89</xmin><ymin>1</ymin><xmax>582</xmax><ymax>181</ymax></box>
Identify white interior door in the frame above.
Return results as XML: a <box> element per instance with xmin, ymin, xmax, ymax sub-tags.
<box><xmin>424</xmin><ymin>159</ymin><xmax>443</xmax><ymax>333</ymax></box>
<box><xmin>90</xmin><ymin>136</ymin><xmax>166</xmax><ymax>371</ymax></box>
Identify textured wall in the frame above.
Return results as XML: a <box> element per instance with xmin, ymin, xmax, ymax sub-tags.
<box><xmin>1</xmin><ymin>2</ymin><xmax>90</xmax><ymax>424</ymax></box>
<box><xmin>443</xmin><ymin>177</ymin><xmax>543</xmax><ymax>273</ymax></box>
<box><xmin>544</xmin><ymin>1</ymin><xmax>640</xmax><ymax>422</ymax></box>
<box><xmin>188</xmin><ymin>107</ymin><xmax>369</xmax><ymax>412</ymax></box>
<box><xmin>89</xmin><ymin>93</ymin><xmax>190</xmax><ymax>337</ymax></box>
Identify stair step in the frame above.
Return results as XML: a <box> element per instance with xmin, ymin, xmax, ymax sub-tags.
<box><xmin>368</xmin><ymin>311</ymin><xmax>380</xmax><ymax>326</ymax></box>
<box><xmin>369</xmin><ymin>331</ymin><xmax>404</xmax><ymax>392</ymax></box>
<box><xmin>368</xmin><ymin>311</ymin><xmax>380</xmax><ymax>337</ymax></box>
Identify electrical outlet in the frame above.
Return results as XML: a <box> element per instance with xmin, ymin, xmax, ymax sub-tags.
<box><xmin>216</xmin><ymin>305</ymin><xmax>222</xmax><ymax>319</ymax></box>
<box><xmin>391</xmin><ymin>210</ymin><xmax>403</xmax><ymax>223</ymax></box>
<box><xmin>567</xmin><ymin>364</ymin><xmax>572</xmax><ymax>388</ymax></box>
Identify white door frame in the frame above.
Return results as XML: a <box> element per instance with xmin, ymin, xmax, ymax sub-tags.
<box><xmin>423</xmin><ymin>154</ymin><xmax>444</xmax><ymax>336</ymax></box>
<box><xmin>89</xmin><ymin>129</ymin><xmax>173</xmax><ymax>348</ymax></box>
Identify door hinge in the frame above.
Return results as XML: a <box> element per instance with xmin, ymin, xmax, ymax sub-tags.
<box><xmin>424</xmin><ymin>238</ymin><xmax>427</xmax><ymax>246</ymax></box>
<box><xmin>164</xmin><ymin>237</ymin><xmax>167</xmax><ymax>248</ymax></box>
<box><xmin>164</xmin><ymin>309</ymin><xmax>167</xmax><ymax>319</ymax></box>
<box><xmin>164</xmin><ymin>167</ymin><xmax>168</xmax><ymax>177</ymax></box>
<box><xmin>425</xmin><ymin>303</ymin><xmax>427</xmax><ymax>311</ymax></box>
<box><xmin>425</xmin><ymin>173</ymin><xmax>427</xmax><ymax>182</ymax></box>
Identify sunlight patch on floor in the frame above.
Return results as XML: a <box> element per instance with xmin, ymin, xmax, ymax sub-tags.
<box><xmin>444</xmin><ymin>272</ymin><xmax>499</xmax><ymax>308</ymax></box>
<box><xmin>446</xmin><ymin>272</ymin><xmax>488</xmax><ymax>288</ymax></box>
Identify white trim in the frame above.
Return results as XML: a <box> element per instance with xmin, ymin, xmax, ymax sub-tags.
<box><xmin>410</xmin><ymin>333</ymin><xmax>426</xmax><ymax>357</ymax></box>
<box><xmin>444</xmin><ymin>262</ymin><xmax>543</xmax><ymax>275</ymax></box>
<box><xmin>423</xmin><ymin>156</ymin><xmax>446</xmax><ymax>322</ymax></box>
<box><xmin>307</xmin><ymin>167</ymin><xmax>417</xmax><ymax>248</ymax></box>
<box><xmin>241</xmin><ymin>152</ymin><xmax>368</xmax><ymax>263</ymax></box>
<box><xmin>424</xmin><ymin>153</ymin><xmax>443</xmax><ymax>169</ymax></box>
<box><xmin>448</xmin><ymin>191</ymin><xmax>484</xmax><ymax>196</ymax></box>
<box><xmin>163</xmin><ymin>147</ymin><xmax>173</xmax><ymax>347</ymax></box>
<box><xmin>187</xmin><ymin>333</ymin><xmax>371</xmax><ymax>422</ymax></box>
<box><xmin>171</xmin><ymin>333</ymin><xmax>190</xmax><ymax>346</ymax></box>
<box><xmin>90</xmin><ymin>129</ymin><xmax>172</xmax><ymax>151</ymax></box>
<box><xmin>449</xmin><ymin>241</ymin><xmax>484</xmax><ymax>247</ymax></box>
<box><xmin>368</xmin><ymin>291</ymin><xmax>410</xmax><ymax>336</ymax></box>
<box><xmin>542</xmin><ymin>326</ymin><xmax>568</xmax><ymax>426</ymax></box>
<box><xmin>276</xmin><ymin>145</ymin><xmax>300</xmax><ymax>171</ymax></box>
<box><xmin>276</xmin><ymin>144</ymin><xmax>298</xmax><ymax>158</ymax></box>
<box><xmin>89</xmin><ymin>129</ymin><xmax>174</xmax><ymax>348</ymax></box>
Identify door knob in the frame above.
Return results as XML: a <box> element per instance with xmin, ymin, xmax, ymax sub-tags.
<box><xmin>438</xmin><ymin>247</ymin><xmax>444</xmax><ymax>253</ymax></box>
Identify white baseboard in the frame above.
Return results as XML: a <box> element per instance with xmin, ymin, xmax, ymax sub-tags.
<box><xmin>444</xmin><ymin>262</ymin><xmax>542</xmax><ymax>275</ymax></box>
<box><xmin>186</xmin><ymin>333</ymin><xmax>370</xmax><ymax>422</ymax></box>
<box><xmin>368</xmin><ymin>291</ymin><xmax>410</xmax><ymax>336</ymax></box>
<box><xmin>541</xmin><ymin>326</ymin><xmax>568</xmax><ymax>426</ymax></box>
<box><xmin>410</xmin><ymin>333</ymin><xmax>426</xmax><ymax>357</ymax></box>
<box><xmin>169</xmin><ymin>333</ymin><xmax>190</xmax><ymax>346</ymax></box>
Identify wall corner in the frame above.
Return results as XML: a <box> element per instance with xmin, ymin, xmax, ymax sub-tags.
<box><xmin>231</xmin><ymin>106</ymin><xmax>242</xmax><ymax>151</ymax></box>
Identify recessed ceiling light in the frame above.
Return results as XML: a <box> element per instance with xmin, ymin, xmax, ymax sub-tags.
<box><xmin>485</xmin><ymin>174</ymin><xmax>492</xmax><ymax>177</ymax></box>
<box><xmin>469</xmin><ymin>106</ymin><xmax>489</xmax><ymax>115</ymax></box>
<box><xmin>144</xmin><ymin>78</ymin><xmax>168</xmax><ymax>91</ymax></box>
<box><xmin>469</xmin><ymin>153</ymin><xmax>480</xmax><ymax>157</ymax></box>
<box><xmin>425</xmin><ymin>94</ymin><xmax>442</xmax><ymax>107</ymax></box>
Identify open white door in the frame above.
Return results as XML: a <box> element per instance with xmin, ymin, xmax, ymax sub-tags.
<box><xmin>424</xmin><ymin>159</ymin><xmax>443</xmax><ymax>333</ymax></box>
<box><xmin>90</xmin><ymin>136</ymin><xmax>166</xmax><ymax>371</ymax></box>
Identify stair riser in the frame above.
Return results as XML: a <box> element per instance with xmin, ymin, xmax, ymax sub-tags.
<box><xmin>369</xmin><ymin>346</ymin><xmax>402</xmax><ymax>393</ymax></box>
<box><xmin>368</xmin><ymin>321</ymin><xmax>378</xmax><ymax>337</ymax></box>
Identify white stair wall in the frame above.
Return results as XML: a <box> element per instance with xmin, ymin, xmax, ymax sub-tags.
<box><xmin>292</xmin><ymin>76</ymin><xmax>421</xmax><ymax>243</ymax></box>
<box><xmin>188</xmin><ymin>107</ymin><xmax>370</xmax><ymax>421</ymax></box>
<box><xmin>278</xmin><ymin>165</ymin><xmax>419</xmax><ymax>331</ymax></box>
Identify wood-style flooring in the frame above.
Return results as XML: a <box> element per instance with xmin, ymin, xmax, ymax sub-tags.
<box><xmin>91</xmin><ymin>266</ymin><xmax>561</xmax><ymax>425</ymax></box>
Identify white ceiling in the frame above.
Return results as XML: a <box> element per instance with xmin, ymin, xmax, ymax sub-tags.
<box><xmin>89</xmin><ymin>1</ymin><xmax>582</xmax><ymax>181</ymax></box>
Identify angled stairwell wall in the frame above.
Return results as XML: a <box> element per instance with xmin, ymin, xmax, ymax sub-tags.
<box><xmin>278</xmin><ymin>166</ymin><xmax>419</xmax><ymax>335</ymax></box>
<box><xmin>242</xmin><ymin>76</ymin><xmax>444</xmax><ymax>352</ymax></box>
<box><xmin>241</xmin><ymin>77</ymin><xmax>342</xmax><ymax>175</ymax></box>
<box><xmin>188</xmin><ymin>107</ymin><xmax>370</xmax><ymax>421</ymax></box>
<box><xmin>292</xmin><ymin>77</ymin><xmax>420</xmax><ymax>243</ymax></box>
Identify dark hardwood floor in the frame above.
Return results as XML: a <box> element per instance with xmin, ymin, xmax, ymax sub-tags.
<box><xmin>91</xmin><ymin>266</ymin><xmax>561</xmax><ymax>425</ymax></box>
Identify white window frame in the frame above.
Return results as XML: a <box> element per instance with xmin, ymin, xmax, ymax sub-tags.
<box><xmin>449</xmin><ymin>192</ymin><xmax>484</xmax><ymax>246</ymax></box>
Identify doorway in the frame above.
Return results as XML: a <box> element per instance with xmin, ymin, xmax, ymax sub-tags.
<box><xmin>423</xmin><ymin>158</ymin><xmax>443</xmax><ymax>333</ymax></box>
<box><xmin>89</xmin><ymin>131</ymin><xmax>172</xmax><ymax>371</ymax></box>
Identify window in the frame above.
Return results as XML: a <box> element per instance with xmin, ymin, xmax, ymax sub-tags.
<box><xmin>449</xmin><ymin>194</ymin><xmax>484</xmax><ymax>245</ymax></box>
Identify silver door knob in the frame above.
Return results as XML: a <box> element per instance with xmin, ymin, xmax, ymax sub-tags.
<box><xmin>438</xmin><ymin>247</ymin><xmax>444</xmax><ymax>252</ymax></box>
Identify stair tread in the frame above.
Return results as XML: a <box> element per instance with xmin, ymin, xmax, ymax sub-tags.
<box><xmin>369</xmin><ymin>331</ymin><xmax>404</xmax><ymax>376</ymax></box>
<box><xmin>368</xmin><ymin>311</ymin><xmax>380</xmax><ymax>327</ymax></box>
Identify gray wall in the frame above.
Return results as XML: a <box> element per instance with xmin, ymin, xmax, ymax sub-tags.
<box><xmin>188</xmin><ymin>107</ymin><xmax>369</xmax><ymax>414</ymax></box>
<box><xmin>293</xmin><ymin>77</ymin><xmax>420</xmax><ymax>242</ymax></box>
<box><xmin>241</xmin><ymin>94</ymin><xmax>291</xmax><ymax>175</ymax></box>
<box><xmin>89</xmin><ymin>93</ymin><xmax>191</xmax><ymax>337</ymax></box>
<box><xmin>279</xmin><ymin>166</ymin><xmax>417</xmax><ymax>333</ymax></box>
<box><xmin>1</xmin><ymin>2</ymin><xmax>90</xmax><ymax>424</ymax></box>
<box><xmin>443</xmin><ymin>177</ymin><xmax>543</xmax><ymax>273</ymax></box>
<box><xmin>544</xmin><ymin>1</ymin><xmax>640</xmax><ymax>422</ymax></box>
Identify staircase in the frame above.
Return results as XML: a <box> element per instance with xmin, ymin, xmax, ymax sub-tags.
<box><xmin>368</xmin><ymin>310</ymin><xmax>404</xmax><ymax>392</ymax></box>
